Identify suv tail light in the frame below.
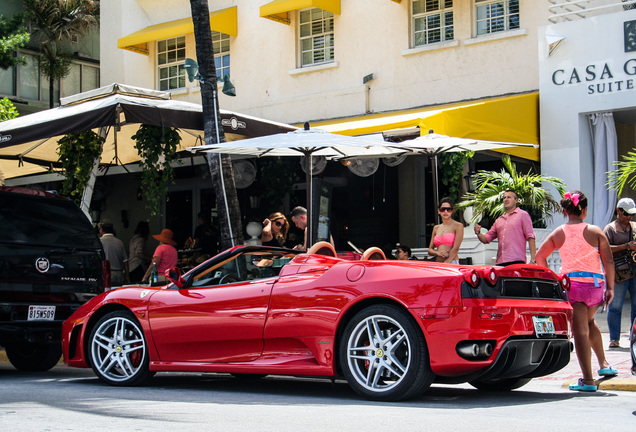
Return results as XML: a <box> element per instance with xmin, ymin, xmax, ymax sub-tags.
<box><xmin>103</xmin><ymin>260</ymin><xmax>111</xmax><ymax>291</ymax></box>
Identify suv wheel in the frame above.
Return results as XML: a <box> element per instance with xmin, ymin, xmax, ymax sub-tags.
<box><xmin>5</xmin><ymin>343</ymin><xmax>62</xmax><ymax>371</ymax></box>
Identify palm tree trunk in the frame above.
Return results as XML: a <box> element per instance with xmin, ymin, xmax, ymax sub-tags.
<box><xmin>189</xmin><ymin>0</ymin><xmax>243</xmax><ymax>249</ymax></box>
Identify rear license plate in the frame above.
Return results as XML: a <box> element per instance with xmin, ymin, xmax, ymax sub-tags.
<box><xmin>532</xmin><ymin>315</ymin><xmax>555</xmax><ymax>337</ymax></box>
<box><xmin>28</xmin><ymin>305</ymin><xmax>56</xmax><ymax>321</ymax></box>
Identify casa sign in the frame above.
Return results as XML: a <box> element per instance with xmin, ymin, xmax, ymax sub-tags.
<box><xmin>551</xmin><ymin>59</ymin><xmax>636</xmax><ymax>95</ymax></box>
<box><xmin>550</xmin><ymin>19</ymin><xmax>636</xmax><ymax>95</ymax></box>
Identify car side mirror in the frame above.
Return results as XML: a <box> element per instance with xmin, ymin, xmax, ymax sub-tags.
<box><xmin>165</xmin><ymin>267</ymin><xmax>185</xmax><ymax>288</ymax></box>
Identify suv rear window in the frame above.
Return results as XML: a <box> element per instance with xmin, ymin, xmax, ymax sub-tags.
<box><xmin>0</xmin><ymin>191</ymin><xmax>100</xmax><ymax>249</ymax></box>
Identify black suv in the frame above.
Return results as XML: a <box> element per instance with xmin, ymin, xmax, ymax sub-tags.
<box><xmin>0</xmin><ymin>186</ymin><xmax>109</xmax><ymax>371</ymax></box>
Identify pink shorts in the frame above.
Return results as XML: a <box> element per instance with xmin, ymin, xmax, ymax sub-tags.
<box><xmin>568</xmin><ymin>280</ymin><xmax>605</xmax><ymax>307</ymax></box>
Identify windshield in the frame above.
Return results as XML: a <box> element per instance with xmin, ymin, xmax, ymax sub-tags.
<box><xmin>0</xmin><ymin>192</ymin><xmax>101</xmax><ymax>249</ymax></box>
<box><xmin>189</xmin><ymin>250</ymin><xmax>296</xmax><ymax>288</ymax></box>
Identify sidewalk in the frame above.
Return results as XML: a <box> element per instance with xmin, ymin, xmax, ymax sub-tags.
<box><xmin>537</xmin><ymin>301</ymin><xmax>636</xmax><ymax>391</ymax></box>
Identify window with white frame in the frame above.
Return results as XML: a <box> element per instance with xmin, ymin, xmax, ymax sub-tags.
<box><xmin>0</xmin><ymin>51</ymin><xmax>99</xmax><ymax>104</ymax></box>
<box><xmin>412</xmin><ymin>0</ymin><xmax>454</xmax><ymax>47</ymax></box>
<box><xmin>475</xmin><ymin>0</ymin><xmax>519</xmax><ymax>36</ymax></box>
<box><xmin>157</xmin><ymin>36</ymin><xmax>186</xmax><ymax>91</ymax></box>
<box><xmin>212</xmin><ymin>31</ymin><xmax>230</xmax><ymax>80</ymax></box>
<box><xmin>299</xmin><ymin>8</ymin><xmax>334</xmax><ymax>67</ymax></box>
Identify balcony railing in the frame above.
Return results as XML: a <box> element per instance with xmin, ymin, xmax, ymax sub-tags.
<box><xmin>549</xmin><ymin>0</ymin><xmax>636</xmax><ymax>23</ymax></box>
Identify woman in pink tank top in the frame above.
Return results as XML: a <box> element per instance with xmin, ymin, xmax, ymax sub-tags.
<box><xmin>537</xmin><ymin>191</ymin><xmax>616</xmax><ymax>392</ymax></box>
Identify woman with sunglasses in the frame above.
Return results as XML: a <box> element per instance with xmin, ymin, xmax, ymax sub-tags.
<box><xmin>603</xmin><ymin>198</ymin><xmax>636</xmax><ymax>348</ymax></box>
<box><xmin>261</xmin><ymin>212</ymin><xmax>290</xmax><ymax>247</ymax></box>
<box><xmin>428</xmin><ymin>198</ymin><xmax>464</xmax><ymax>264</ymax></box>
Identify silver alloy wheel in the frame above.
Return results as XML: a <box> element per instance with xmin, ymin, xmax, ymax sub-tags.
<box><xmin>346</xmin><ymin>314</ymin><xmax>411</xmax><ymax>393</ymax></box>
<box><xmin>90</xmin><ymin>315</ymin><xmax>147</xmax><ymax>383</ymax></box>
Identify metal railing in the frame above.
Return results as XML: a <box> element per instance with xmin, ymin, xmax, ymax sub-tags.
<box><xmin>549</xmin><ymin>0</ymin><xmax>636</xmax><ymax>23</ymax></box>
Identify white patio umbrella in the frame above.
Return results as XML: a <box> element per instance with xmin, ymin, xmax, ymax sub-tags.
<box><xmin>188</xmin><ymin>124</ymin><xmax>405</xmax><ymax>247</ymax></box>
<box><xmin>390</xmin><ymin>131</ymin><xmax>539</xmax><ymax>214</ymax></box>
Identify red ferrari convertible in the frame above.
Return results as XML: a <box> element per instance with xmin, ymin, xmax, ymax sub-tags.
<box><xmin>62</xmin><ymin>243</ymin><xmax>573</xmax><ymax>401</ymax></box>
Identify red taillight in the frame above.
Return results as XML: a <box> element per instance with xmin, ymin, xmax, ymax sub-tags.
<box><xmin>103</xmin><ymin>260</ymin><xmax>111</xmax><ymax>292</ymax></box>
<box><xmin>559</xmin><ymin>274</ymin><xmax>570</xmax><ymax>291</ymax></box>
<box><xmin>481</xmin><ymin>267</ymin><xmax>498</xmax><ymax>286</ymax></box>
<box><xmin>463</xmin><ymin>269</ymin><xmax>480</xmax><ymax>287</ymax></box>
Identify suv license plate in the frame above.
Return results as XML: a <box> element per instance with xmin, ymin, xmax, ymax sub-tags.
<box><xmin>532</xmin><ymin>315</ymin><xmax>555</xmax><ymax>337</ymax></box>
<box><xmin>28</xmin><ymin>305</ymin><xmax>56</xmax><ymax>321</ymax></box>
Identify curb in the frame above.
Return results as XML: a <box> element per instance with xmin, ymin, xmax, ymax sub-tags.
<box><xmin>561</xmin><ymin>378</ymin><xmax>636</xmax><ymax>392</ymax></box>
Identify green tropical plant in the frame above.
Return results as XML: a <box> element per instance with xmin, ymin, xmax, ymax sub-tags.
<box><xmin>438</xmin><ymin>151</ymin><xmax>474</xmax><ymax>203</ymax></box>
<box><xmin>0</xmin><ymin>97</ymin><xmax>19</xmax><ymax>121</ymax></box>
<box><xmin>132</xmin><ymin>124</ymin><xmax>181</xmax><ymax>216</ymax></box>
<box><xmin>458</xmin><ymin>155</ymin><xmax>567</xmax><ymax>227</ymax></box>
<box><xmin>22</xmin><ymin>0</ymin><xmax>99</xmax><ymax>108</ymax></box>
<box><xmin>0</xmin><ymin>13</ymin><xmax>30</xmax><ymax>69</ymax></box>
<box><xmin>57</xmin><ymin>130</ymin><xmax>104</xmax><ymax>203</ymax></box>
<box><xmin>607</xmin><ymin>149</ymin><xmax>636</xmax><ymax>195</ymax></box>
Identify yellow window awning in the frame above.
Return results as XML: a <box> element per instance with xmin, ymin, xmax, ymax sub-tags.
<box><xmin>311</xmin><ymin>92</ymin><xmax>540</xmax><ymax>161</ymax></box>
<box><xmin>260</xmin><ymin>0</ymin><xmax>341</xmax><ymax>25</ymax></box>
<box><xmin>118</xmin><ymin>6</ymin><xmax>237</xmax><ymax>55</ymax></box>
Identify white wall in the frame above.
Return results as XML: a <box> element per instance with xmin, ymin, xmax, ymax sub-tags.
<box><xmin>539</xmin><ymin>9</ymin><xmax>636</xmax><ymax>227</ymax></box>
<box><xmin>101</xmin><ymin>0</ymin><xmax>549</xmax><ymax>124</ymax></box>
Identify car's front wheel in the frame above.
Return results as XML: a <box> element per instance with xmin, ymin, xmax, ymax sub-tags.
<box><xmin>88</xmin><ymin>310</ymin><xmax>154</xmax><ymax>386</ymax></box>
<box><xmin>340</xmin><ymin>304</ymin><xmax>434</xmax><ymax>401</ymax></box>
<box><xmin>5</xmin><ymin>342</ymin><xmax>62</xmax><ymax>371</ymax></box>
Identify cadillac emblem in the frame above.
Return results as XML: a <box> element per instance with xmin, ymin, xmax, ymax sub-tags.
<box><xmin>35</xmin><ymin>257</ymin><xmax>50</xmax><ymax>273</ymax></box>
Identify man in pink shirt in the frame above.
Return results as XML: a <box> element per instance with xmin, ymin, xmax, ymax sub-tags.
<box><xmin>474</xmin><ymin>190</ymin><xmax>537</xmax><ymax>266</ymax></box>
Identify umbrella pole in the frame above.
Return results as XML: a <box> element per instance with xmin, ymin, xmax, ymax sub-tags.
<box><xmin>307</xmin><ymin>153</ymin><xmax>313</xmax><ymax>249</ymax></box>
<box><xmin>432</xmin><ymin>155</ymin><xmax>440</xmax><ymax>224</ymax></box>
<box><xmin>212</xmin><ymin>85</ymin><xmax>234</xmax><ymax>247</ymax></box>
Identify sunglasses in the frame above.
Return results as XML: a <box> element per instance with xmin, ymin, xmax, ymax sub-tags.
<box><xmin>274</xmin><ymin>220</ymin><xmax>285</xmax><ymax>227</ymax></box>
<box><xmin>620</xmin><ymin>209</ymin><xmax>633</xmax><ymax>217</ymax></box>
<box><xmin>439</xmin><ymin>207</ymin><xmax>453</xmax><ymax>212</ymax></box>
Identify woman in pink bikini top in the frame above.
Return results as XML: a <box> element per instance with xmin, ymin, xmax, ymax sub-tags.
<box><xmin>428</xmin><ymin>198</ymin><xmax>464</xmax><ymax>264</ymax></box>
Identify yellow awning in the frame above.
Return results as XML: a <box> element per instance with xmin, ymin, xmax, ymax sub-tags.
<box><xmin>312</xmin><ymin>92</ymin><xmax>540</xmax><ymax>161</ymax></box>
<box><xmin>260</xmin><ymin>0</ymin><xmax>341</xmax><ymax>24</ymax></box>
<box><xmin>117</xmin><ymin>6</ymin><xmax>237</xmax><ymax>55</ymax></box>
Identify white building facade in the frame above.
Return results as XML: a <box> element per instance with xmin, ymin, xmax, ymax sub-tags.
<box><xmin>96</xmin><ymin>0</ymin><xmax>553</xmax><ymax>254</ymax></box>
<box><xmin>540</xmin><ymin>2</ymin><xmax>636</xmax><ymax>230</ymax></box>
<box><xmin>103</xmin><ymin>0</ymin><xmax>544</xmax><ymax>124</ymax></box>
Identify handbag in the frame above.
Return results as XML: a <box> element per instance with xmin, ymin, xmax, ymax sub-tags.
<box><xmin>614</xmin><ymin>254</ymin><xmax>635</xmax><ymax>284</ymax></box>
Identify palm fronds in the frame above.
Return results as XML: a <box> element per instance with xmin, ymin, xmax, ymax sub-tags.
<box><xmin>607</xmin><ymin>149</ymin><xmax>636</xmax><ymax>195</ymax></box>
<box><xmin>458</xmin><ymin>155</ymin><xmax>567</xmax><ymax>226</ymax></box>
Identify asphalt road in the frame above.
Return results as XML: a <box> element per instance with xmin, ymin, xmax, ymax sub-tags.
<box><xmin>1</xmin><ymin>299</ymin><xmax>634</xmax><ymax>431</ymax></box>
<box><xmin>1</xmin><ymin>363</ymin><xmax>636</xmax><ymax>432</ymax></box>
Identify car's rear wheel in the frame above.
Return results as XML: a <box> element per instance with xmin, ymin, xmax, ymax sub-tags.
<box><xmin>5</xmin><ymin>342</ymin><xmax>62</xmax><ymax>371</ymax></box>
<box><xmin>88</xmin><ymin>310</ymin><xmax>154</xmax><ymax>386</ymax></box>
<box><xmin>340</xmin><ymin>304</ymin><xmax>434</xmax><ymax>401</ymax></box>
<box><xmin>469</xmin><ymin>377</ymin><xmax>532</xmax><ymax>391</ymax></box>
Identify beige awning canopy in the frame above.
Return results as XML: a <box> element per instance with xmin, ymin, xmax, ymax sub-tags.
<box><xmin>117</xmin><ymin>6</ymin><xmax>237</xmax><ymax>55</ymax></box>
<box><xmin>0</xmin><ymin>84</ymin><xmax>297</xmax><ymax>180</ymax></box>
<box><xmin>260</xmin><ymin>0</ymin><xmax>340</xmax><ymax>24</ymax></box>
